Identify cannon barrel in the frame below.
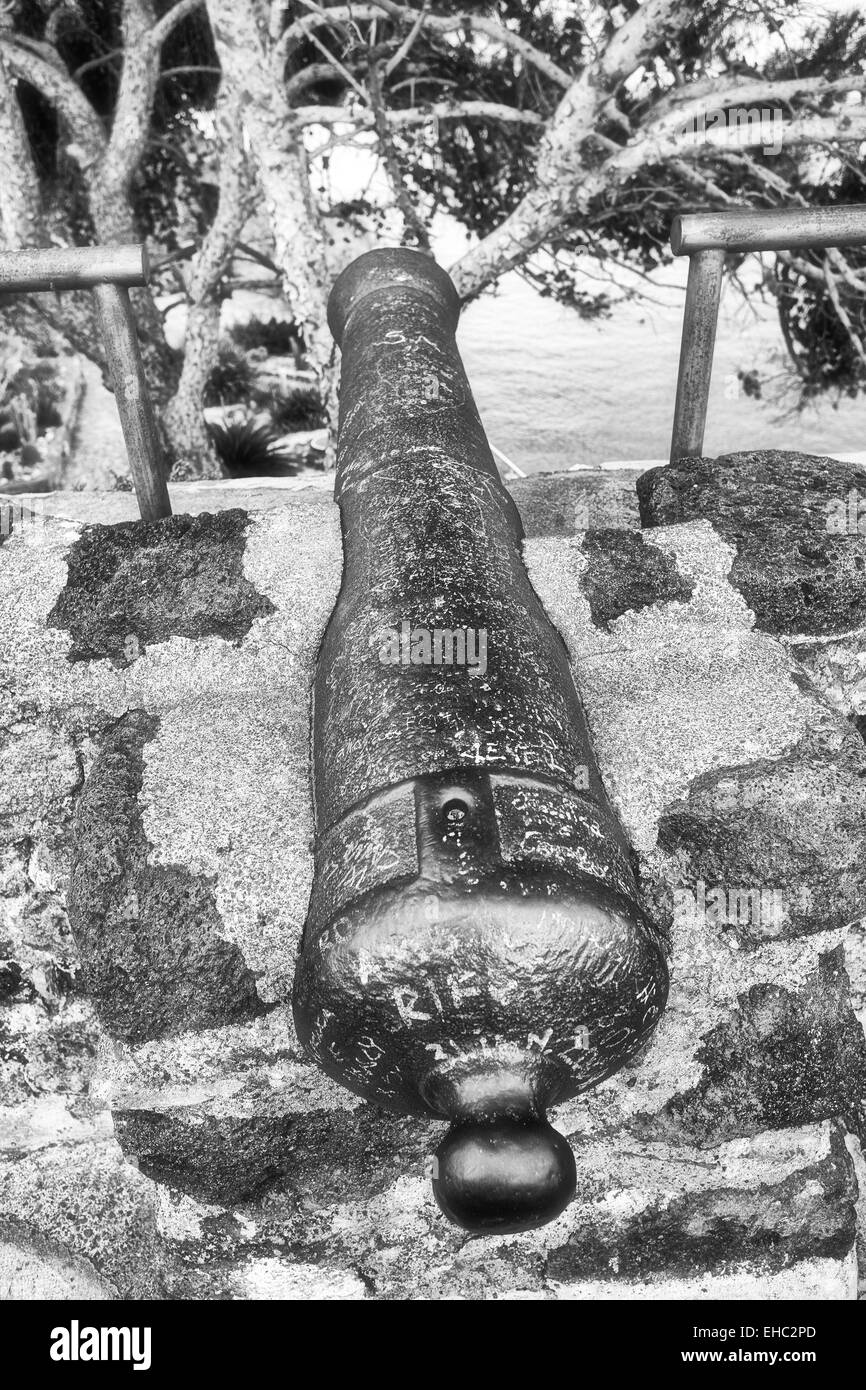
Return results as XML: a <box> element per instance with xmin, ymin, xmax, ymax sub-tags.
<box><xmin>292</xmin><ymin>248</ymin><xmax>669</xmax><ymax>1233</ymax></box>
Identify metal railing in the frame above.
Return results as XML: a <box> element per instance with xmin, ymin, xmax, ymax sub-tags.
<box><xmin>0</xmin><ymin>244</ymin><xmax>171</xmax><ymax>520</ymax></box>
<box><xmin>669</xmin><ymin>204</ymin><xmax>866</xmax><ymax>464</ymax></box>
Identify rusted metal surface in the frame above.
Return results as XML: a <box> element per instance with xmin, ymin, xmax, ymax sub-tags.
<box><xmin>0</xmin><ymin>243</ymin><xmax>148</xmax><ymax>294</ymax></box>
<box><xmin>672</xmin><ymin>204</ymin><xmax>866</xmax><ymax>255</ymax></box>
<box><xmin>669</xmin><ymin>247</ymin><xmax>725</xmax><ymax>463</ymax></box>
<box><xmin>91</xmin><ymin>282</ymin><xmax>171</xmax><ymax>522</ymax></box>
<box><xmin>0</xmin><ymin>243</ymin><xmax>170</xmax><ymax>521</ymax></box>
<box><xmin>293</xmin><ymin>249</ymin><xmax>669</xmax><ymax>1234</ymax></box>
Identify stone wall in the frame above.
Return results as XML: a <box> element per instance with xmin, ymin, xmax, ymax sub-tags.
<box><xmin>1</xmin><ymin>453</ymin><xmax>864</xmax><ymax>1300</ymax></box>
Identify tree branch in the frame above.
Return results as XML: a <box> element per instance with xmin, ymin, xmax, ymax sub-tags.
<box><xmin>293</xmin><ymin>99</ymin><xmax>543</xmax><ymax>127</ymax></box>
<box><xmin>367</xmin><ymin>51</ymin><xmax>430</xmax><ymax>250</ymax></box>
<box><xmin>164</xmin><ymin>88</ymin><xmax>252</xmax><ymax>479</ymax></box>
<box><xmin>384</xmin><ymin>0</ymin><xmax>427</xmax><ymax>78</ymax></box>
<box><xmin>369</xmin><ymin>0</ymin><xmax>572</xmax><ymax>88</ymax></box>
<box><xmin>90</xmin><ymin>0</ymin><xmax>160</xmax><ymax>244</ymax></box>
<box><xmin>206</xmin><ymin>0</ymin><xmax>333</xmax><ymax>379</ymax></box>
<box><xmin>449</xmin><ymin>5</ymin><xmax>697</xmax><ymax>297</ymax></box>
<box><xmin>285</xmin><ymin>61</ymin><xmax>345</xmax><ymax>102</ymax></box>
<box><xmin>636</xmin><ymin>108</ymin><xmax>866</xmax><ymax>160</ymax></box>
<box><xmin>0</xmin><ymin>36</ymin><xmax>106</xmax><ymax>168</ymax></box>
<box><xmin>303</xmin><ymin>22</ymin><xmax>368</xmax><ymax>101</ymax></box>
<box><xmin>601</xmin><ymin>0</ymin><xmax>694</xmax><ymax>86</ymax></box>
<box><xmin>0</xmin><ymin>49</ymin><xmax>43</xmax><ymax>246</ymax></box>
<box><xmin>823</xmin><ymin>255</ymin><xmax>866</xmax><ymax>370</ymax></box>
<box><xmin>274</xmin><ymin>1</ymin><xmax>572</xmax><ymax>89</ymax></box>
<box><xmin>151</xmin><ymin>0</ymin><xmax>204</xmax><ymax>48</ymax></box>
<box><xmin>450</xmin><ymin>0</ymin><xmax>866</xmax><ymax>304</ymax></box>
<box><xmin>777</xmin><ymin>249</ymin><xmax>866</xmax><ymax>295</ymax></box>
<box><xmin>649</xmin><ymin>73</ymin><xmax>866</xmax><ymax>140</ymax></box>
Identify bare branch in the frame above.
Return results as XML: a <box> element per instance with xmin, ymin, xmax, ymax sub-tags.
<box><xmin>96</xmin><ymin>0</ymin><xmax>162</xmax><ymax>232</ymax></box>
<box><xmin>285</xmin><ymin>61</ymin><xmax>344</xmax><ymax>103</ymax></box>
<box><xmin>369</xmin><ymin>0</ymin><xmax>571</xmax><ymax>88</ymax></box>
<box><xmin>206</xmin><ymin>0</ymin><xmax>333</xmax><ymax>377</ymax></box>
<box><xmin>384</xmin><ymin>0</ymin><xmax>427</xmax><ymax>78</ymax></box>
<box><xmin>638</xmin><ymin>109</ymin><xmax>866</xmax><ymax>159</ymax></box>
<box><xmin>73</xmin><ymin>50</ymin><xmax>123</xmax><ymax>81</ymax></box>
<box><xmin>367</xmin><ymin>52</ymin><xmax>430</xmax><ymax>249</ymax></box>
<box><xmin>655</xmin><ymin>71</ymin><xmax>866</xmax><ymax>119</ymax></box>
<box><xmin>649</xmin><ymin>73</ymin><xmax>866</xmax><ymax>140</ymax></box>
<box><xmin>777</xmin><ymin>249</ymin><xmax>866</xmax><ymax>294</ymax></box>
<box><xmin>188</xmin><ymin>100</ymin><xmax>255</xmax><ymax>300</ymax></box>
<box><xmin>164</xmin><ymin>88</ymin><xmax>252</xmax><ymax>479</ymax></box>
<box><xmin>304</xmin><ymin>23</ymin><xmax>368</xmax><ymax>101</ymax></box>
<box><xmin>293</xmin><ymin>99</ymin><xmax>543</xmax><ymax>128</ymax></box>
<box><xmin>274</xmin><ymin>2</ymin><xmax>571</xmax><ymax>89</ymax></box>
<box><xmin>449</xmin><ymin>4</ymin><xmax>696</xmax><ymax>298</ymax></box>
<box><xmin>826</xmin><ymin>245</ymin><xmax>866</xmax><ymax>294</ymax></box>
<box><xmin>152</xmin><ymin>0</ymin><xmax>204</xmax><ymax>48</ymax></box>
<box><xmin>0</xmin><ymin>36</ymin><xmax>106</xmax><ymax>168</ymax></box>
<box><xmin>601</xmin><ymin>0</ymin><xmax>694</xmax><ymax>87</ymax></box>
<box><xmin>0</xmin><ymin>49</ymin><xmax>42</xmax><ymax>246</ymax></box>
<box><xmin>667</xmin><ymin>157</ymin><xmax>739</xmax><ymax>204</ymax></box>
<box><xmin>1</xmin><ymin>33</ymin><xmax>67</xmax><ymax>70</ymax></box>
<box><xmin>451</xmin><ymin>82</ymin><xmax>866</xmax><ymax>300</ymax></box>
<box><xmin>717</xmin><ymin>149</ymin><xmax>809</xmax><ymax>203</ymax></box>
<box><xmin>823</xmin><ymin>255</ymin><xmax>866</xmax><ymax>370</ymax></box>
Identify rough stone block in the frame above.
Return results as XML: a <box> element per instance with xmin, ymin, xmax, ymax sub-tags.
<box><xmin>0</xmin><ymin>1141</ymin><xmax>161</xmax><ymax>1298</ymax></box>
<box><xmin>0</xmin><ymin>1223</ymin><xmax>116</xmax><ymax>1300</ymax></box>
<box><xmin>0</xmin><ymin>465</ymin><xmax>863</xmax><ymax>1299</ymax></box>
<box><xmin>637</xmin><ymin>449</ymin><xmax>866</xmax><ymax>637</ymax></box>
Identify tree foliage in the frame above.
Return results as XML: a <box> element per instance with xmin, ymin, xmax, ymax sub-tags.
<box><xmin>1</xmin><ymin>0</ymin><xmax>865</xmax><ymax>480</ymax></box>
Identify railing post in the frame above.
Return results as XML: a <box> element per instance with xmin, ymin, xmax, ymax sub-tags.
<box><xmin>292</xmin><ymin>249</ymin><xmax>669</xmax><ymax>1235</ymax></box>
<box><xmin>91</xmin><ymin>281</ymin><xmax>171</xmax><ymax>521</ymax></box>
<box><xmin>670</xmin><ymin>246</ymin><xmax>725</xmax><ymax>464</ymax></box>
<box><xmin>0</xmin><ymin>244</ymin><xmax>171</xmax><ymax>522</ymax></box>
<box><xmin>669</xmin><ymin>203</ymin><xmax>866</xmax><ymax>464</ymax></box>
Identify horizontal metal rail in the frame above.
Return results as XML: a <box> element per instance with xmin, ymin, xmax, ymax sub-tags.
<box><xmin>671</xmin><ymin>205</ymin><xmax>866</xmax><ymax>256</ymax></box>
<box><xmin>669</xmin><ymin>203</ymin><xmax>866</xmax><ymax>463</ymax></box>
<box><xmin>0</xmin><ymin>244</ymin><xmax>170</xmax><ymax>520</ymax></box>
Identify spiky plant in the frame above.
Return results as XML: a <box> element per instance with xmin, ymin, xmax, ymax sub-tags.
<box><xmin>207</xmin><ymin>418</ymin><xmax>299</xmax><ymax>477</ymax></box>
<box><xmin>231</xmin><ymin>318</ymin><xmax>306</xmax><ymax>363</ymax></box>
<box><xmin>270</xmin><ymin>385</ymin><xmax>327</xmax><ymax>434</ymax></box>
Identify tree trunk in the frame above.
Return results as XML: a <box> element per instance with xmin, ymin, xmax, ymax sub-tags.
<box><xmin>90</xmin><ymin>0</ymin><xmax>180</xmax><ymax>412</ymax></box>
<box><xmin>163</xmin><ymin>93</ymin><xmax>253</xmax><ymax>480</ymax></box>
<box><xmin>0</xmin><ymin>51</ymin><xmax>42</xmax><ymax>247</ymax></box>
<box><xmin>205</xmin><ymin>0</ymin><xmax>337</xmax><ymax>435</ymax></box>
<box><xmin>163</xmin><ymin>296</ymin><xmax>223</xmax><ymax>479</ymax></box>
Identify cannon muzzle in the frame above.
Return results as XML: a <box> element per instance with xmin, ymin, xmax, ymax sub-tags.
<box><xmin>292</xmin><ymin>248</ymin><xmax>669</xmax><ymax>1233</ymax></box>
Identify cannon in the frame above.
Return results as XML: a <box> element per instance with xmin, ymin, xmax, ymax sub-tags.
<box><xmin>293</xmin><ymin>249</ymin><xmax>669</xmax><ymax>1234</ymax></box>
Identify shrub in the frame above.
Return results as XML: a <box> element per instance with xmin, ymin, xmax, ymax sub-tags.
<box><xmin>204</xmin><ymin>345</ymin><xmax>257</xmax><ymax>406</ymax></box>
<box><xmin>270</xmin><ymin>384</ymin><xmax>327</xmax><ymax>433</ymax></box>
<box><xmin>231</xmin><ymin>317</ymin><xmax>305</xmax><ymax>360</ymax></box>
<box><xmin>207</xmin><ymin>418</ymin><xmax>299</xmax><ymax>477</ymax></box>
<box><xmin>6</xmin><ymin>362</ymin><xmax>65</xmax><ymax>431</ymax></box>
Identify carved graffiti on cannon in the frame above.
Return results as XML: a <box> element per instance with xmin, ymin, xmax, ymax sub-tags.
<box><xmin>293</xmin><ymin>249</ymin><xmax>670</xmax><ymax>1234</ymax></box>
